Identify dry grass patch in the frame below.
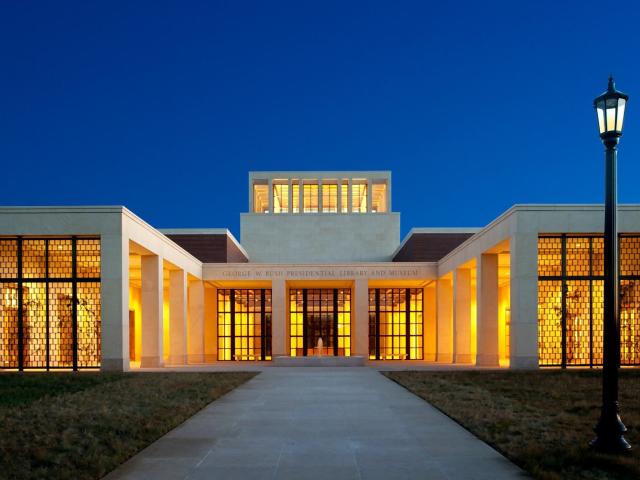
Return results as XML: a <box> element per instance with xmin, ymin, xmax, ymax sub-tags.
<box><xmin>384</xmin><ymin>370</ymin><xmax>640</xmax><ymax>480</ymax></box>
<box><xmin>0</xmin><ymin>371</ymin><xmax>256</xmax><ymax>480</ymax></box>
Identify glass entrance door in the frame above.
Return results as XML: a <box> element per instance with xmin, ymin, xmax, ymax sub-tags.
<box><xmin>306</xmin><ymin>289</ymin><xmax>334</xmax><ymax>355</ymax></box>
<box><xmin>290</xmin><ymin>288</ymin><xmax>351</xmax><ymax>357</ymax></box>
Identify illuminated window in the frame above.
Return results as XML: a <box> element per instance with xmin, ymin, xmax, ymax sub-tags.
<box><xmin>253</xmin><ymin>183</ymin><xmax>269</xmax><ymax>213</ymax></box>
<box><xmin>292</xmin><ymin>182</ymin><xmax>300</xmax><ymax>213</ymax></box>
<box><xmin>48</xmin><ymin>239</ymin><xmax>73</xmax><ymax>278</ymax></box>
<box><xmin>0</xmin><ymin>282</ymin><xmax>19</xmax><ymax>368</ymax></box>
<box><xmin>77</xmin><ymin>239</ymin><xmax>101</xmax><ymax>278</ymax></box>
<box><xmin>621</xmin><ymin>279</ymin><xmax>640</xmax><ymax>366</ymax></box>
<box><xmin>621</xmin><ymin>236</ymin><xmax>640</xmax><ymax>276</ymax></box>
<box><xmin>538</xmin><ymin>280</ymin><xmax>562</xmax><ymax>366</ymax></box>
<box><xmin>620</xmin><ymin>236</ymin><xmax>640</xmax><ymax>365</ymax></box>
<box><xmin>341</xmin><ymin>181</ymin><xmax>349</xmax><ymax>213</ymax></box>
<box><xmin>217</xmin><ymin>289</ymin><xmax>271</xmax><ymax>361</ymax></box>
<box><xmin>289</xmin><ymin>288</ymin><xmax>350</xmax><ymax>357</ymax></box>
<box><xmin>0</xmin><ymin>240</ymin><xmax>17</xmax><ymax>278</ymax></box>
<box><xmin>537</xmin><ymin>237</ymin><xmax>562</xmax><ymax>277</ymax></box>
<box><xmin>0</xmin><ymin>237</ymin><xmax>101</xmax><ymax>370</ymax></box>
<box><xmin>372</xmin><ymin>183</ymin><xmax>387</xmax><ymax>213</ymax></box>
<box><xmin>352</xmin><ymin>182</ymin><xmax>367</xmax><ymax>213</ymax></box>
<box><xmin>23</xmin><ymin>240</ymin><xmax>46</xmax><ymax>278</ymax></box>
<box><xmin>537</xmin><ymin>234</ymin><xmax>640</xmax><ymax>367</ymax></box>
<box><xmin>369</xmin><ymin>288</ymin><xmax>423</xmax><ymax>360</ymax></box>
<box><xmin>46</xmin><ymin>282</ymin><xmax>73</xmax><ymax>368</ymax></box>
<box><xmin>77</xmin><ymin>282</ymin><xmax>101</xmax><ymax>367</ymax></box>
<box><xmin>322</xmin><ymin>183</ymin><xmax>337</xmax><ymax>213</ymax></box>
<box><xmin>303</xmin><ymin>183</ymin><xmax>319</xmax><ymax>213</ymax></box>
<box><xmin>273</xmin><ymin>183</ymin><xmax>289</xmax><ymax>214</ymax></box>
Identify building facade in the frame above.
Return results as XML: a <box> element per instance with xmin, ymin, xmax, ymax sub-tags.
<box><xmin>1</xmin><ymin>171</ymin><xmax>640</xmax><ymax>371</ymax></box>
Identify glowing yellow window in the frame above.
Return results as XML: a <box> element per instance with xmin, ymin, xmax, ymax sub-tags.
<box><xmin>372</xmin><ymin>183</ymin><xmax>387</xmax><ymax>213</ymax></box>
<box><xmin>322</xmin><ymin>183</ymin><xmax>337</xmax><ymax>213</ymax></box>
<box><xmin>253</xmin><ymin>183</ymin><xmax>269</xmax><ymax>213</ymax></box>
<box><xmin>352</xmin><ymin>182</ymin><xmax>367</xmax><ymax>213</ymax></box>
<box><xmin>292</xmin><ymin>182</ymin><xmax>300</xmax><ymax>213</ymax></box>
<box><xmin>273</xmin><ymin>183</ymin><xmax>289</xmax><ymax>213</ymax></box>
<box><xmin>341</xmin><ymin>180</ymin><xmax>349</xmax><ymax>212</ymax></box>
<box><xmin>303</xmin><ymin>183</ymin><xmax>319</xmax><ymax>213</ymax></box>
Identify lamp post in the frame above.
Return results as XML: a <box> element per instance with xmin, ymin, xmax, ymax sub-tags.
<box><xmin>590</xmin><ymin>76</ymin><xmax>631</xmax><ymax>453</ymax></box>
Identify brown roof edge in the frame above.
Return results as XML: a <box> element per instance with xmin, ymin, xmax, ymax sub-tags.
<box><xmin>393</xmin><ymin>231</ymin><xmax>477</xmax><ymax>262</ymax></box>
<box><xmin>162</xmin><ymin>230</ymin><xmax>249</xmax><ymax>263</ymax></box>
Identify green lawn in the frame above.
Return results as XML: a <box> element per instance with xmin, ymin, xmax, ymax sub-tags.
<box><xmin>385</xmin><ymin>370</ymin><xmax>639</xmax><ymax>480</ymax></box>
<box><xmin>0</xmin><ymin>371</ymin><xmax>256</xmax><ymax>480</ymax></box>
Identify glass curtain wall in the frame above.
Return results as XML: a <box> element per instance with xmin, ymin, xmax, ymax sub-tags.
<box><xmin>0</xmin><ymin>237</ymin><xmax>101</xmax><ymax>370</ymax></box>
<box><xmin>290</xmin><ymin>288</ymin><xmax>351</xmax><ymax>356</ymax></box>
<box><xmin>368</xmin><ymin>288</ymin><xmax>423</xmax><ymax>360</ymax></box>
<box><xmin>217</xmin><ymin>289</ymin><xmax>272</xmax><ymax>361</ymax></box>
<box><xmin>538</xmin><ymin>235</ymin><xmax>640</xmax><ymax>367</ymax></box>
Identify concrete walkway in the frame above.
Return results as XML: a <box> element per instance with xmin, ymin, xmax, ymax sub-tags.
<box><xmin>104</xmin><ymin>368</ymin><xmax>526</xmax><ymax>480</ymax></box>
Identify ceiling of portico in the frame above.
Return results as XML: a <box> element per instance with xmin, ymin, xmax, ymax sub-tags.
<box><xmin>128</xmin><ymin>254</ymin><xmax>178</xmax><ymax>289</ymax></box>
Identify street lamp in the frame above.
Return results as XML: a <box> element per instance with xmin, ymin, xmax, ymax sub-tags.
<box><xmin>590</xmin><ymin>76</ymin><xmax>631</xmax><ymax>453</ymax></box>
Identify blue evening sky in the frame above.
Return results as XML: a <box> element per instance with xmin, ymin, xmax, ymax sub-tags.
<box><xmin>1</xmin><ymin>1</ymin><xmax>639</xmax><ymax>239</ymax></box>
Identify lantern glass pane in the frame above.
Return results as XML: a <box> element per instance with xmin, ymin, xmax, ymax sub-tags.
<box><xmin>597</xmin><ymin>107</ymin><xmax>605</xmax><ymax>133</ymax></box>
<box><xmin>617</xmin><ymin>98</ymin><xmax>626</xmax><ymax>131</ymax></box>
<box><xmin>606</xmin><ymin>106</ymin><xmax>616</xmax><ymax>132</ymax></box>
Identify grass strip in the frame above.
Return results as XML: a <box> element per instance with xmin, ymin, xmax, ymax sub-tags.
<box><xmin>384</xmin><ymin>370</ymin><xmax>639</xmax><ymax>480</ymax></box>
<box><xmin>0</xmin><ymin>372</ymin><xmax>256</xmax><ymax>480</ymax></box>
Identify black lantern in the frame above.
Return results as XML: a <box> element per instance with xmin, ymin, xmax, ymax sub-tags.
<box><xmin>594</xmin><ymin>76</ymin><xmax>628</xmax><ymax>137</ymax></box>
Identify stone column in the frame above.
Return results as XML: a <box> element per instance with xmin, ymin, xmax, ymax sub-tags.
<box><xmin>353</xmin><ymin>278</ymin><xmax>369</xmax><ymax>357</ymax></box>
<box><xmin>510</xmin><ymin>233</ymin><xmax>539</xmax><ymax>369</ymax></box>
<box><xmin>477</xmin><ymin>253</ymin><xmax>500</xmax><ymax>366</ymax></box>
<box><xmin>187</xmin><ymin>279</ymin><xmax>205</xmax><ymax>363</ymax></box>
<box><xmin>168</xmin><ymin>269</ymin><xmax>187</xmax><ymax>365</ymax></box>
<box><xmin>267</xmin><ymin>178</ymin><xmax>273</xmax><ymax>213</ymax></box>
<box><xmin>100</xmin><ymin>230</ymin><xmax>129</xmax><ymax>371</ymax></box>
<box><xmin>318</xmin><ymin>179</ymin><xmax>323</xmax><ymax>213</ymax></box>
<box><xmin>140</xmin><ymin>254</ymin><xmax>163</xmax><ymax>368</ymax></box>
<box><xmin>347</xmin><ymin>179</ymin><xmax>353</xmax><ymax>213</ymax></box>
<box><xmin>337</xmin><ymin>181</ymin><xmax>342</xmax><ymax>213</ymax></box>
<box><xmin>436</xmin><ymin>277</ymin><xmax>453</xmax><ymax>362</ymax></box>
<box><xmin>424</xmin><ymin>284</ymin><xmax>437</xmax><ymax>361</ymax></box>
<box><xmin>204</xmin><ymin>286</ymin><xmax>217</xmax><ymax>362</ymax></box>
<box><xmin>454</xmin><ymin>268</ymin><xmax>472</xmax><ymax>363</ymax></box>
<box><xmin>366</xmin><ymin>179</ymin><xmax>373</xmax><ymax>213</ymax></box>
<box><xmin>271</xmin><ymin>278</ymin><xmax>287</xmax><ymax>357</ymax></box>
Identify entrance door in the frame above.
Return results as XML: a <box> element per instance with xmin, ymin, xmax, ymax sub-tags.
<box><xmin>290</xmin><ymin>288</ymin><xmax>351</xmax><ymax>357</ymax></box>
<box><xmin>306</xmin><ymin>289</ymin><xmax>335</xmax><ymax>355</ymax></box>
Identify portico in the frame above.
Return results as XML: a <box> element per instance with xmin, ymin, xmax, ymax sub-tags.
<box><xmin>205</xmin><ymin>262</ymin><xmax>433</xmax><ymax>360</ymax></box>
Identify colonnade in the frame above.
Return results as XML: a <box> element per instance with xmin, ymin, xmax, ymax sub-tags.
<box><xmin>137</xmin><ymin>253</ymin><xmax>207</xmax><ymax>368</ymax></box>
<box><xmin>128</xmin><ymin>233</ymin><xmax>540</xmax><ymax>369</ymax></box>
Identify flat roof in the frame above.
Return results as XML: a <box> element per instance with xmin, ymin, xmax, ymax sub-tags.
<box><xmin>249</xmin><ymin>170</ymin><xmax>391</xmax><ymax>179</ymax></box>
